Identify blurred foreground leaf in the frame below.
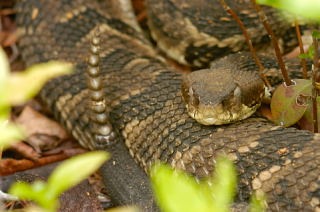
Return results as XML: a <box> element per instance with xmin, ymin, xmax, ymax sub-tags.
<box><xmin>8</xmin><ymin>61</ymin><xmax>73</xmax><ymax>105</ymax></box>
<box><xmin>47</xmin><ymin>151</ymin><xmax>109</xmax><ymax>199</ymax></box>
<box><xmin>250</xmin><ymin>192</ymin><xmax>267</xmax><ymax>212</ymax></box>
<box><xmin>106</xmin><ymin>206</ymin><xmax>140</xmax><ymax>212</ymax></box>
<box><xmin>151</xmin><ymin>157</ymin><xmax>236</xmax><ymax>212</ymax></box>
<box><xmin>205</xmin><ymin>157</ymin><xmax>237</xmax><ymax>212</ymax></box>
<box><xmin>257</xmin><ymin>0</ymin><xmax>320</xmax><ymax>21</ymax></box>
<box><xmin>0</xmin><ymin>120</ymin><xmax>25</xmax><ymax>149</ymax></box>
<box><xmin>10</xmin><ymin>151</ymin><xmax>109</xmax><ymax>211</ymax></box>
<box><xmin>0</xmin><ymin>48</ymin><xmax>10</xmax><ymax>118</ymax></box>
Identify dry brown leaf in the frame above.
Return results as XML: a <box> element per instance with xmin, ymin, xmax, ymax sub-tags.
<box><xmin>8</xmin><ymin>141</ymin><xmax>40</xmax><ymax>160</ymax></box>
<box><xmin>2</xmin><ymin>31</ymin><xmax>17</xmax><ymax>47</ymax></box>
<box><xmin>257</xmin><ymin>104</ymin><xmax>273</xmax><ymax>121</ymax></box>
<box><xmin>42</xmin><ymin>139</ymin><xmax>83</xmax><ymax>156</ymax></box>
<box><xmin>15</xmin><ymin>106</ymin><xmax>69</xmax><ymax>152</ymax></box>
<box><xmin>0</xmin><ymin>148</ymin><xmax>86</xmax><ymax>176</ymax></box>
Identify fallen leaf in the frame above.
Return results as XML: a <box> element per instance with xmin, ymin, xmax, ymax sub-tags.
<box><xmin>0</xmin><ymin>148</ymin><xmax>86</xmax><ymax>176</ymax></box>
<box><xmin>42</xmin><ymin>139</ymin><xmax>82</xmax><ymax>156</ymax></box>
<box><xmin>15</xmin><ymin>106</ymin><xmax>69</xmax><ymax>152</ymax></box>
<box><xmin>257</xmin><ymin>104</ymin><xmax>273</xmax><ymax>121</ymax></box>
<box><xmin>9</xmin><ymin>141</ymin><xmax>40</xmax><ymax>160</ymax></box>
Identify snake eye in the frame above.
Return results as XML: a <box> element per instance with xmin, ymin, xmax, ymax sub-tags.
<box><xmin>188</xmin><ymin>87</ymin><xmax>200</xmax><ymax>106</ymax></box>
<box><xmin>233</xmin><ymin>86</ymin><xmax>241</xmax><ymax>99</ymax></box>
<box><xmin>222</xmin><ymin>86</ymin><xmax>242</xmax><ymax>108</ymax></box>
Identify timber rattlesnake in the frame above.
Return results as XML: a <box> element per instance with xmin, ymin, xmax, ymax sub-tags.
<box><xmin>16</xmin><ymin>0</ymin><xmax>320</xmax><ymax>211</ymax></box>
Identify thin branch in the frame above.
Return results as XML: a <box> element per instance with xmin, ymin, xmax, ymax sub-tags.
<box><xmin>218</xmin><ymin>0</ymin><xmax>271</xmax><ymax>88</ymax></box>
<box><xmin>312</xmin><ymin>34</ymin><xmax>319</xmax><ymax>133</ymax></box>
<box><xmin>295</xmin><ymin>20</ymin><xmax>308</xmax><ymax>79</ymax></box>
<box><xmin>250</xmin><ymin>0</ymin><xmax>292</xmax><ymax>86</ymax></box>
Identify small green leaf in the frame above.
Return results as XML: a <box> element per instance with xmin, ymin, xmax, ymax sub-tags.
<box><xmin>206</xmin><ymin>157</ymin><xmax>237</xmax><ymax>212</ymax></box>
<box><xmin>46</xmin><ymin>151</ymin><xmax>109</xmax><ymax>198</ymax></box>
<box><xmin>312</xmin><ymin>31</ymin><xmax>320</xmax><ymax>39</ymax></box>
<box><xmin>271</xmin><ymin>79</ymin><xmax>311</xmax><ymax>127</ymax></box>
<box><xmin>8</xmin><ymin>61</ymin><xmax>73</xmax><ymax>105</ymax></box>
<box><xmin>298</xmin><ymin>53</ymin><xmax>310</xmax><ymax>59</ymax></box>
<box><xmin>308</xmin><ymin>46</ymin><xmax>315</xmax><ymax>58</ymax></box>
<box><xmin>0</xmin><ymin>120</ymin><xmax>25</xmax><ymax>149</ymax></box>
<box><xmin>151</xmin><ymin>164</ymin><xmax>214</xmax><ymax>212</ymax></box>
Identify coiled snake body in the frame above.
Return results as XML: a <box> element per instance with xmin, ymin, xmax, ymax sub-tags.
<box><xmin>16</xmin><ymin>0</ymin><xmax>320</xmax><ymax>211</ymax></box>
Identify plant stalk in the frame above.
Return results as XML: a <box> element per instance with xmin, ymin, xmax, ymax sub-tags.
<box><xmin>250</xmin><ymin>0</ymin><xmax>292</xmax><ymax>86</ymax></box>
<box><xmin>312</xmin><ymin>34</ymin><xmax>319</xmax><ymax>133</ymax></box>
<box><xmin>294</xmin><ymin>20</ymin><xmax>308</xmax><ymax>79</ymax></box>
<box><xmin>218</xmin><ymin>0</ymin><xmax>271</xmax><ymax>88</ymax></box>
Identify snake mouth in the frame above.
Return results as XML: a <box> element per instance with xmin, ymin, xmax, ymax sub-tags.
<box><xmin>185</xmin><ymin>102</ymin><xmax>261</xmax><ymax>125</ymax></box>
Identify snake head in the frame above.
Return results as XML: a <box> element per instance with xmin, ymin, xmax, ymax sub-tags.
<box><xmin>181</xmin><ymin>55</ymin><xmax>266</xmax><ymax>125</ymax></box>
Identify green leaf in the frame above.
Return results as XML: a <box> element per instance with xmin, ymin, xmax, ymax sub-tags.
<box><xmin>298</xmin><ymin>46</ymin><xmax>314</xmax><ymax>59</ymax></box>
<box><xmin>249</xmin><ymin>192</ymin><xmax>267</xmax><ymax>212</ymax></box>
<box><xmin>0</xmin><ymin>47</ymin><xmax>10</xmax><ymax>118</ymax></box>
<box><xmin>206</xmin><ymin>157</ymin><xmax>237</xmax><ymax>212</ymax></box>
<box><xmin>0</xmin><ymin>120</ymin><xmax>25</xmax><ymax>149</ymax></box>
<box><xmin>151</xmin><ymin>164</ymin><xmax>214</xmax><ymax>212</ymax></box>
<box><xmin>8</xmin><ymin>61</ymin><xmax>73</xmax><ymax>105</ymax></box>
<box><xmin>312</xmin><ymin>31</ymin><xmax>320</xmax><ymax>39</ymax></box>
<box><xmin>9</xmin><ymin>180</ymin><xmax>57</xmax><ymax>211</ymax></box>
<box><xmin>271</xmin><ymin>79</ymin><xmax>311</xmax><ymax>127</ymax></box>
<box><xmin>46</xmin><ymin>151</ymin><xmax>109</xmax><ymax>198</ymax></box>
<box><xmin>308</xmin><ymin>46</ymin><xmax>315</xmax><ymax>58</ymax></box>
<box><xmin>151</xmin><ymin>157</ymin><xmax>237</xmax><ymax>212</ymax></box>
<box><xmin>9</xmin><ymin>181</ymin><xmax>41</xmax><ymax>200</ymax></box>
<box><xmin>106</xmin><ymin>206</ymin><xmax>140</xmax><ymax>212</ymax></box>
<box><xmin>257</xmin><ymin>0</ymin><xmax>320</xmax><ymax>21</ymax></box>
<box><xmin>298</xmin><ymin>53</ymin><xmax>310</xmax><ymax>59</ymax></box>
<box><xmin>9</xmin><ymin>152</ymin><xmax>108</xmax><ymax>211</ymax></box>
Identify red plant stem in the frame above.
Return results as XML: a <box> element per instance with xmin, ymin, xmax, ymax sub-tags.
<box><xmin>250</xmin><ymin>0</ymin><xmax>292</xmax><ymax>86</ymax></box>
<box><xmin>312</xmin><ymin>35</ymin><xmax>319</xmax><ymax>133</ymax></box>
<box><xmin>295</xmin><ymin>20</ymin><xmax>308</xmax><ymax>79</ymax></box>
<box><xmin>218</xmin><ymin>0</ymin><xmax>271</xmax><ymax>88</ymax></box>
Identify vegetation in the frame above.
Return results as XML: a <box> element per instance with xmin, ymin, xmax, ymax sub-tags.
<box><xmin>257</xmin><ymin>0</ymin><xmax>320</xmax><ymax>20</ymax></box>
<box><xmin>9</xmin><ymin>152</ymin><xmax>109</xmax><ymax>212</ymax></box>
<box><xmin>151</xmin><ymin>157</ymin><xmax>266</xmax><ymax>212</ymax></box>
<box><xmin>0</xmin><ymin>48</ymin><xmax>110</xmax><ymax>212</ymax></box>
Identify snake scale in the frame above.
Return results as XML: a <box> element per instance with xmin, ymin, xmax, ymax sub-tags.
<box><xmin>15</xmin><ymin>0</ymin><xmax>320</xmax><ymax>211</ymax></box>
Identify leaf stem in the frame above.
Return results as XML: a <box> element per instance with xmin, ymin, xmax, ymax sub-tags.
<box><xmin>312</xmin><ymin>33</ymin><xmax>319</xmax><ymax>133</ymax></box>
<box><xmin>218</xmin><ymin>0</ymin><xmax>271</xmax><ymax>88</ymax></box>
<box><xmin>295</xmin><ymin>20</ymin><xmax>308</xmax><ymax>79</ymax></box>
<box><xmin>251</xmin><ymin>0</ymin><xmax>292</xmax><ymax>86</ymax></box>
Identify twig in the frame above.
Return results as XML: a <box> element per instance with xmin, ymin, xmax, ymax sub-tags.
<box><xmin>294</xmin><ymin>20</ymin><xmax>308</xmax><ymax>79</ymax></box>
<box><xmin>250</xmin><ymin>0</ymin><xmax>292</xmax><ymax>86</ymax></box>
<box><xmin>218</xmin><ymin>0</ymin><xmax>271</xmax><ymax>88</ymax></box>
<box><xmin>312</xmin><ymin>34</ymin><xmax>319</xmax><ymax>133</ymax></box>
